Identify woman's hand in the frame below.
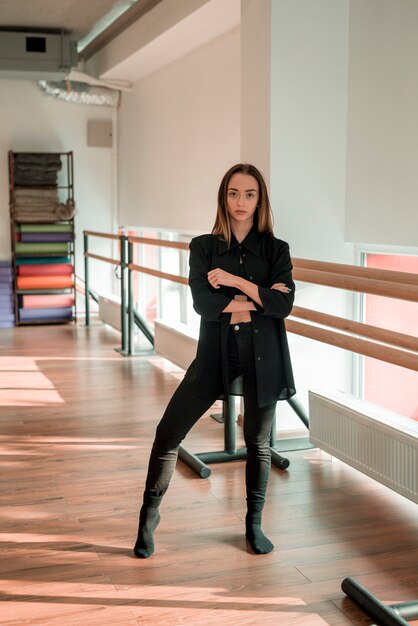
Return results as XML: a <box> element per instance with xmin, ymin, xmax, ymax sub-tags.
<box><xmin>271</xmin><ymin>282</ymin><xmax>292</xmax><ymax>293</ymax></box>
<box><xmin>207</xmin><ymin>268</ymin><xmax>237</xmax><ymax>289</ymax></box>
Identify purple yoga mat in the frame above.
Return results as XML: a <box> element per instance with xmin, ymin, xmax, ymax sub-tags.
<box><xmin>19</xmin><ymin>307</ymin><xmax>73</xmax><ymax>321</ymax></box>
<box><xmin>0</xmin><ymin>266</ymin><xmax>13</xmax><ymax>276</ymax></box>
<box><xmin>19</xmin><ymin>233</ymin><xmax>74</xmax><ymax>243</ymax></box>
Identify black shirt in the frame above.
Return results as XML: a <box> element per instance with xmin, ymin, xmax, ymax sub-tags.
<box><xmin>183</xmin><ymin>227</ymin><xmax>296</xmax><ymax>407</ymax></box>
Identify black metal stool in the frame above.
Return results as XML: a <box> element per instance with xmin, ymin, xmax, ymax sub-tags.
<box><xmin>178</xmin><ymin>375</ymin><xmax>291</xmax><ymax>478</ymax></box>
<box><xmin>342</xmin><ymin>577</ymin><xmax>418</xmax><ymax>626</ymax></box>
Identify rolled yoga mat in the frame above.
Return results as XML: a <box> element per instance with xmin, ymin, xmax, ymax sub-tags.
<box><xmin>13</xmin><ymin>212</ymin><xmax>59</xmax><ymax>222</ymax></box>
<box><xmin>15</xmin><ymin>256</ymin><xmax>70</xmax><ymax>265</ymax></box>
<box><xmin>19</xmin><ymin>233</ymin><xmax>74</xmax><ymax>243</ymax></box>
<box><xmin>19</xmin><ymin>223</ymin><xmax>73</xmax><ymax>233</ymax></box>
<box><xmin>18</xmin><ymin>264</ymin><xmax>73</xmax><ymax>276</ymax></box>
<box><xmin>22</xmin><ymin>294</ymin><xmax>75</xmax><ymax>309</ymax></box>
<box><xmin>17</xmin><ymin>276</ymin><xmax>74</xmax><ymax>290</ymax></box>
<box><xmin>19</xmin><ymin>307</ymin><xmax>73</xmax><ymax>321</ymax></box>
<box><xmin>0</xmin><ymin>295</ymin><xmax>13</xmax><ymax>307</ymax></box>
<box><xmin>0</xmin><ymin>285</ymin><xmax>13</xmax><ymax>295</ymax></box>
<box><xmin>15</xmin><ymin>242</ymin><xmax>69</xmax><ymax>255</ymax></box>
<box><xmin>0</xmin><ymin>313</ymin><xmax>15</xmax><ymax>323</ymax></box>
<box><xmin>0</xmin><ymin>301</ymin><xmax>14</xmax><ymax>313</ymax></box>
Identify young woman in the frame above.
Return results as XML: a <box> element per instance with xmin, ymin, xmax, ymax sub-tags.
<box><xmin>134</xmin><ymin>163</ymin><xmax>296</xmax><ymax>558</ymax></box>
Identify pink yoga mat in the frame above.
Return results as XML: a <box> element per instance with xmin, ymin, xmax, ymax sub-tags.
<box><xmin>17</xmin><ymin>276</ymin><xmax>74</xmax><ymax>290</ymax></box>
<box><xmin>22</xmin><ymin>294</ymin><xmax>75</xmax><ymax>309</ymax></box>
<box><xmin>18</xmin><ymin>264</ymin><xmax>74</xmax><ymax>277</ymax></box>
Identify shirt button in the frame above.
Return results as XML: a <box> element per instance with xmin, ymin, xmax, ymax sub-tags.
<box><xmin>257</xmin><ymin>356</ymin><xmax>261</xmax><ymax>361</ymax></box>
<box><xmin>254</xmin><ymin>329</ymin><xmax>259</xmax><ymax>333</ymax></box>
<box><xmin>238</xmin><ymin>245</ymin><xmax>242</xmax><ymax>249</ymax></box>
<box><xmin>249</xmin><ymin>276</ymin><xmax>253</xmax><ymax>280</ymax></box>
<box><xmin>234</xmin><ymin>325</ymin><xmax>239</xmax><ymax>331</ymax></box>
<box><xmin>242</xmin><ymin>253</ymin><xmax>246</xmax><ymax>258</ymax></box>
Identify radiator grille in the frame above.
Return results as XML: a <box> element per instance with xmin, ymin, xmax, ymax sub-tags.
<box><xmin>309</xmin><ymin>391</ymin><xmax>418</xmax><ymax>503</ymax></box>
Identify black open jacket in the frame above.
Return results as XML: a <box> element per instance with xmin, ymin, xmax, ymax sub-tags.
<box><xmin>183</xmin><ymin>227</ymin><xmax>296</xmax><ymax>407</ymax></box>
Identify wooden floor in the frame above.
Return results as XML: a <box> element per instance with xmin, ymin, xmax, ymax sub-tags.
<box><xmin>0</xmin><ymin>322</ymin><xmax>417</xmax><ymax>626</ymax></box>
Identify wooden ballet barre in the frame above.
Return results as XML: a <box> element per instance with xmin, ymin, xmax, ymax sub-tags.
<box><xmin>293</xmin><ymin>257</ymin><xmax>418</xmax><ymax>286</ymax></box>
<box><xmin>286</xmin><ymin>319</ymin><xmax>418</xmax><ymax>372</ymax></box>
<box><xmin>84</xmin><ymin>252</ymin><xmax>121</xmax><ymax>266</ymax></box>
<box><xmin>128</xmin><ymin>236</ymin><xmax>189</xmax><ymax>250</ymax></box>
<box><xmin>292</xmin><ymin>267</ymin><xmax>418</xmax><ymax>302</ymax></box>
<box><xmin>128</xmin><ymin>263</ymin><xmax>189</xmax><ymax>285</ymax></box>
<box><xmin>291</xmin><ymin>306</ymin><xmax>418</xmax><ymax>352</ymax></box>
<box><xmin>83</xmin><ymin>230</ymin><xmax>121</xmax><ymax>240</ymax></box>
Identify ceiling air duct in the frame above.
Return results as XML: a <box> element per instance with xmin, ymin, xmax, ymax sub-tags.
<box><xmin>38</xmin><ymin>79</ymin><xmax>121</xmax><ymax>107</ymax></box>
<box><xmin>0</xmin><ymin>29</ymin><xmax>77</xmax><ymax>81</ymax></box>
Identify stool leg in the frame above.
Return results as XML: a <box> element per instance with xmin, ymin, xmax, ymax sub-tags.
<box><xmin>270</xmin><ymin>411</ymin><xmax>290</xmax><ymax>470</ymax></box>
<box><xmin>224</xmin><ymin>396</ymin><xmax>236</xmax><ymax>454</ymax></box>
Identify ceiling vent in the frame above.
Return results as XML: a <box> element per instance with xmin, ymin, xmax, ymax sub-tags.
<box><xmin>0</xmin><ymin>30</ymin><xmax>78</xmax><ymax>80</ymax></box>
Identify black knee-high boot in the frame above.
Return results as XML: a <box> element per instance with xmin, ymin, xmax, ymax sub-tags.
<box><xmin>133</xmin><ymin>492</ymin><xmax>163</xmax><ymax>559</ymax></box>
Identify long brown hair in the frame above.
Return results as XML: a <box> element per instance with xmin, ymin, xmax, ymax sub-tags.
<box><xmin>212</xmin><ymin>163</ymin><xmax>274</xmax><ymax>243</ymax></box>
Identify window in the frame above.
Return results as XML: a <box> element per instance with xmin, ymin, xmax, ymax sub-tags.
<box><xmin>361</xmin><ymin>252</ymin><xmax>418</xmax><ymax>421</ymax></box>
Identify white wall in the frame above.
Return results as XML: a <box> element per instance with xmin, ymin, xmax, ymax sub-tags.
<box><xmin>240</xmin><ymin>0</ymin><xmax>271</xmax><ymax>180</ymax></box>
<box><xmin>0</xmin><ymin>80</ymin><xmax>114</xmax><ymax>301</ymax></box>
<box><xmin>269</xmin><ymin>0</ymin><xmax>354</xmax><ymax>429</ymax></box>
<box><xmin>345</xmin><ymin>0</ymin><xmax>418</xmax><ymax>246</ymax></box>
<box><xmin>118</xmin><ymin>27</ymin><xmax>240</xmax><ymax>232</ymax></box>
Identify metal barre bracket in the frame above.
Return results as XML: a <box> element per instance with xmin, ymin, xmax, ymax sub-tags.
<box><xmin>341</xmin><ymin>577</ymin><xmax>418</xmax><ymax>626</ymax></box>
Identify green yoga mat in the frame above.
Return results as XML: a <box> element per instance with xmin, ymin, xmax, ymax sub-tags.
<box><xmin>15</xmin><ymin>242</ymin><xmax>69</xmax><ymax>255</ymax></box>
<box><xmin>19</xmin><ymin>224</ymin><xmax>73</xmax><ymax>233</ymax></box>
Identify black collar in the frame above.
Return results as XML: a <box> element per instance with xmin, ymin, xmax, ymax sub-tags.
<box><xmin>217</xmin><ymin>227</ymin><xmax>262</xmax><ymax>257</ymax></box>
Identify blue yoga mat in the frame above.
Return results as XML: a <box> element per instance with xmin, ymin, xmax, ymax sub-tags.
<box><xmin>0</xmin><ymin>312</ymin><xmax>15</xmax><ymax>323</ymax></box>
<box><xmin>0</xmin><ymin>283</ymin><xmax>13</xmax><ymax>294</ymax></box>
<box><xmin>19</xmin><ymin>307</ymin><xmax>73</xmax><ymax>321</ymax></box>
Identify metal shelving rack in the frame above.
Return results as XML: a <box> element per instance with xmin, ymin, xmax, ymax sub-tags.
<box><xmin>9</xmin><ymin>151</ymin><xmax>77</xmax><ymax>325</ymax></box>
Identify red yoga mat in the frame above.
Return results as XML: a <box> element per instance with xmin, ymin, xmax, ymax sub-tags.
<box><xmin>18</xmin><ymin>264</ymin><xmax>74</xmax><ymax>277</ymax></box>
<box><xmin>17</xmin><ymin>276</ymin><xmax>74</xmax><ymax>290</ymax></box>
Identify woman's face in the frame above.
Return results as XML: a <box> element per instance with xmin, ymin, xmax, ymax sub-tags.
<box><xmin>226</xmin><ymin>173</ymin><xmax>259</xmax><ymax>226</ymax></box>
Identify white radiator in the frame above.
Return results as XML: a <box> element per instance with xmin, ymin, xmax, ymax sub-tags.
<box><xmin>309</xmin><ymin>391</ymin><xmax>418</xmax><ymax>504</ymax></box>
<box><xmin>154</xmin><ymin>319</ymin><xmax>197</xmax><ymax>370</ymax></box>
<box><xmin>98</xmin><ymin>293</ymin><xmax>121</xmax><ymax>331</ymax></box>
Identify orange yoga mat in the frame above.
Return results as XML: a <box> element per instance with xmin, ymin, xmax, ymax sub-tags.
<box><xmin>18</xmin><ymin>264</ymin><xmax>74</xmax><ymax>277</ymax></box>
<box><xmin>17</xmin><ymin>276</ymin><xmax>74</xmax><ymax>290</ymax></box>
<box><xmin>22</xmin><ymin>294</ymin><xmax>75</xmax><ymax>309</ymax></box>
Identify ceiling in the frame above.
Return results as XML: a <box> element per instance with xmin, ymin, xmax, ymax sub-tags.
<box><xmin>0</xmin><ymin>0</ymin><xmax>240</xmax><ymax>84</ymax></box>
<box><xmin>0</xmin><ymin>0</ymin><xmax>128</xmax><ymax>42</ymax></box>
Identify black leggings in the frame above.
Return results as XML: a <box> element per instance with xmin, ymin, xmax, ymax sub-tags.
<box><xmin>144</xmin><ymin>322</ymin><xmax>276</xmax><ymax>506</ymax></box>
